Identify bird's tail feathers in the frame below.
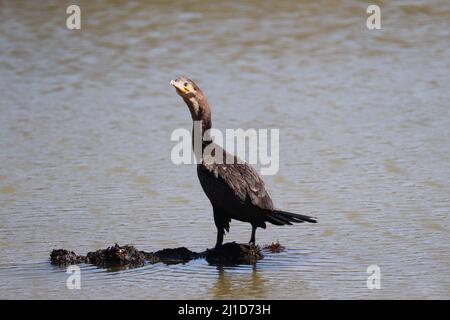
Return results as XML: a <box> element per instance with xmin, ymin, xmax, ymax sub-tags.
<box><xmin>266</xmin><ymin>210</ymin><xmax>317</xmax><ymax>225</ymax></box>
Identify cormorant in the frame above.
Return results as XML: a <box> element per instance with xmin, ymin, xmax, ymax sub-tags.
<box><xmin>170</xmin><ymin>76</ymin><xmax>317</xmax><ymax>248</ymax></box>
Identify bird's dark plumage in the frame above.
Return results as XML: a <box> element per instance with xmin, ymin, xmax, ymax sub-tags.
<box><xmin>170</xmin><ymin>76</ymin><xmax>317</xmax><ymax>247</ymax></box>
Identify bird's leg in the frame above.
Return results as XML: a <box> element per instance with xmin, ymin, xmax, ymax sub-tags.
<box><xmin>213</xmin><ymin>206</ymin><xmax>226</xmax><ymax>249</ymax></box>
<box><xmin>215</xmin><ymin>228</ymin><xmax>224</xmax><ymax>249</ymax></box>
<box><xmin>249</xmin><ymin>226</ymin><xmax>256</xmax><ymax>245</ymax></box>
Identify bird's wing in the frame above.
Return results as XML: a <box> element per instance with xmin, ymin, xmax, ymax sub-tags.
<box><xmin>198</xmin><ymin>146</ymin><xmax>274</xmax><ymax>211</ymax></box>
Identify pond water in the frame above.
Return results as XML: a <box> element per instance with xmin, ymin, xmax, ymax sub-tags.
<box><xmin>0</xmin><ymin>0</ymin><xmax>449</xmax><ymax>299</ymax></box>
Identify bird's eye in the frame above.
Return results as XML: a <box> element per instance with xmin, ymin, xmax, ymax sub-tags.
<box><xmin>184</xmin><ymin>82</ymin><xmax>188</xmax><ymax>87</ymax></box>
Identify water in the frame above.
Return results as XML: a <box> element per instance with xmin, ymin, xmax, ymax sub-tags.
<box><xmin>0</xmin><ymin>0</ymin><xmax>449</xmax><ymax>299</ymax></box>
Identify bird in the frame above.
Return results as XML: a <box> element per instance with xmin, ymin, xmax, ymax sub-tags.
<box><xmin>170</xmin><ymin>76</ymin><xmax>317</xmax><ymax>248</ymax></box>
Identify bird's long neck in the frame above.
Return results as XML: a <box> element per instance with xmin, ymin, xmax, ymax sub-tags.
<box><xmin>184</xmin><ymin>95</ymin><xmax>212</xmax><ymax>152</ymax></box>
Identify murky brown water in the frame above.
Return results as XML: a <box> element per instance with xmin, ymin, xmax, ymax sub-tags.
<box><xmin>1</xmin><ymin>0</ymin><xmax>449</xmax><ymax>299</ymax></box>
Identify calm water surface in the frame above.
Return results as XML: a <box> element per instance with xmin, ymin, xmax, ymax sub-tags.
<box><xmin>0</xmin><ymin>0</ymin><xmax>449</xmax><ymax>299</ymax></box>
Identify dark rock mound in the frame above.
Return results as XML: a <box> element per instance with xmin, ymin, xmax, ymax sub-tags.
<box><xmin>142</xmin><ymin>252</ymin><xmax>161</xmax><ymax>264</ymax></box>
<box><xmin>153</xmin><ymin>247</ymin><xmax>201</xmax><ymax>265</ymax></box>
<box><xmin>50</xmin><ymin>242</ymin><xmax>276</xmax><ymax>268</ymax></box>
<box><xmin>50</xmin><ymin>249</ymin><xmax>87</xmax><ymax>265</ymax></box>
<box><xmin>204</xmin><ymin>242</ymin><xmax>263</xmax><ymax>265</ymax></box>
<box><xmin>263</xmin><ymin>242</ymin><xmax>286</xmax><ymax>253</ymax></box>
<box><xmin>86</xmin><ymin>244</ymin><xmax>146</xmax><ymax>267</ymax></box>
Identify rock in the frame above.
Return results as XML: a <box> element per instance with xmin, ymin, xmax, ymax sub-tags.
<box><xmin>153</xmin><ymin>247</ymin><xmax>202</xmax><ymax>265</ymax></box>
<box><xmin>86</xmin><ymin>244</ymin><xmax>146</xmax><ymax>267</ymax></box>
<box><xmin>204</xmin><ymin>242</ymin><xmax>263</xmax><ymax>265</ymax></box>
<box><xmin>143</xmin><ymin>252</ymin><xmax>161</xmax><ymax>264</ymax></box>
<box><xmin>50</xmin><ymin>242</ymin><xmax>277</xmax><ymax>268</ymax></box>
<box><xmin>263</xmin><ymin>242</ymin><xmax>286</xmax><ymax>253</ymax></box>
<box><xmin>50</xmin><ymin>249</ymin><xmax>87</xmax><ymax>265</ymax></box>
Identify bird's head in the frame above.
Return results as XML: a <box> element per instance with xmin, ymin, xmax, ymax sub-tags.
<box><xmin>170</xmin><ymin>76</ymin><xmax>199</xmax><ymax>97</ymax></box>
<box><xmin>170</xmin><ymin>76</ymin><xmax>209</xmax><ymax>122</ymax></box>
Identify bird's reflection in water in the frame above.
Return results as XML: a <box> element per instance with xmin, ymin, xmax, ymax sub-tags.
<box><xmin>210</xmin><ymin>264</ymin><xmax>268</xmax><ymax>299</ymax></box>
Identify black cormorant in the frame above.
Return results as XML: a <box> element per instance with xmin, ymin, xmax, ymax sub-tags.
<box><xmin>170</xmin><ymin>76</ymin><xmax>317</xmax><ymax>248</ymax></box>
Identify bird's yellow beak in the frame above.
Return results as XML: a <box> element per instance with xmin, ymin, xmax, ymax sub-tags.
<box><xmin>170</xmin><ymin>79</ymin><xmax>189</xmax><ymax>94</ymax></box>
